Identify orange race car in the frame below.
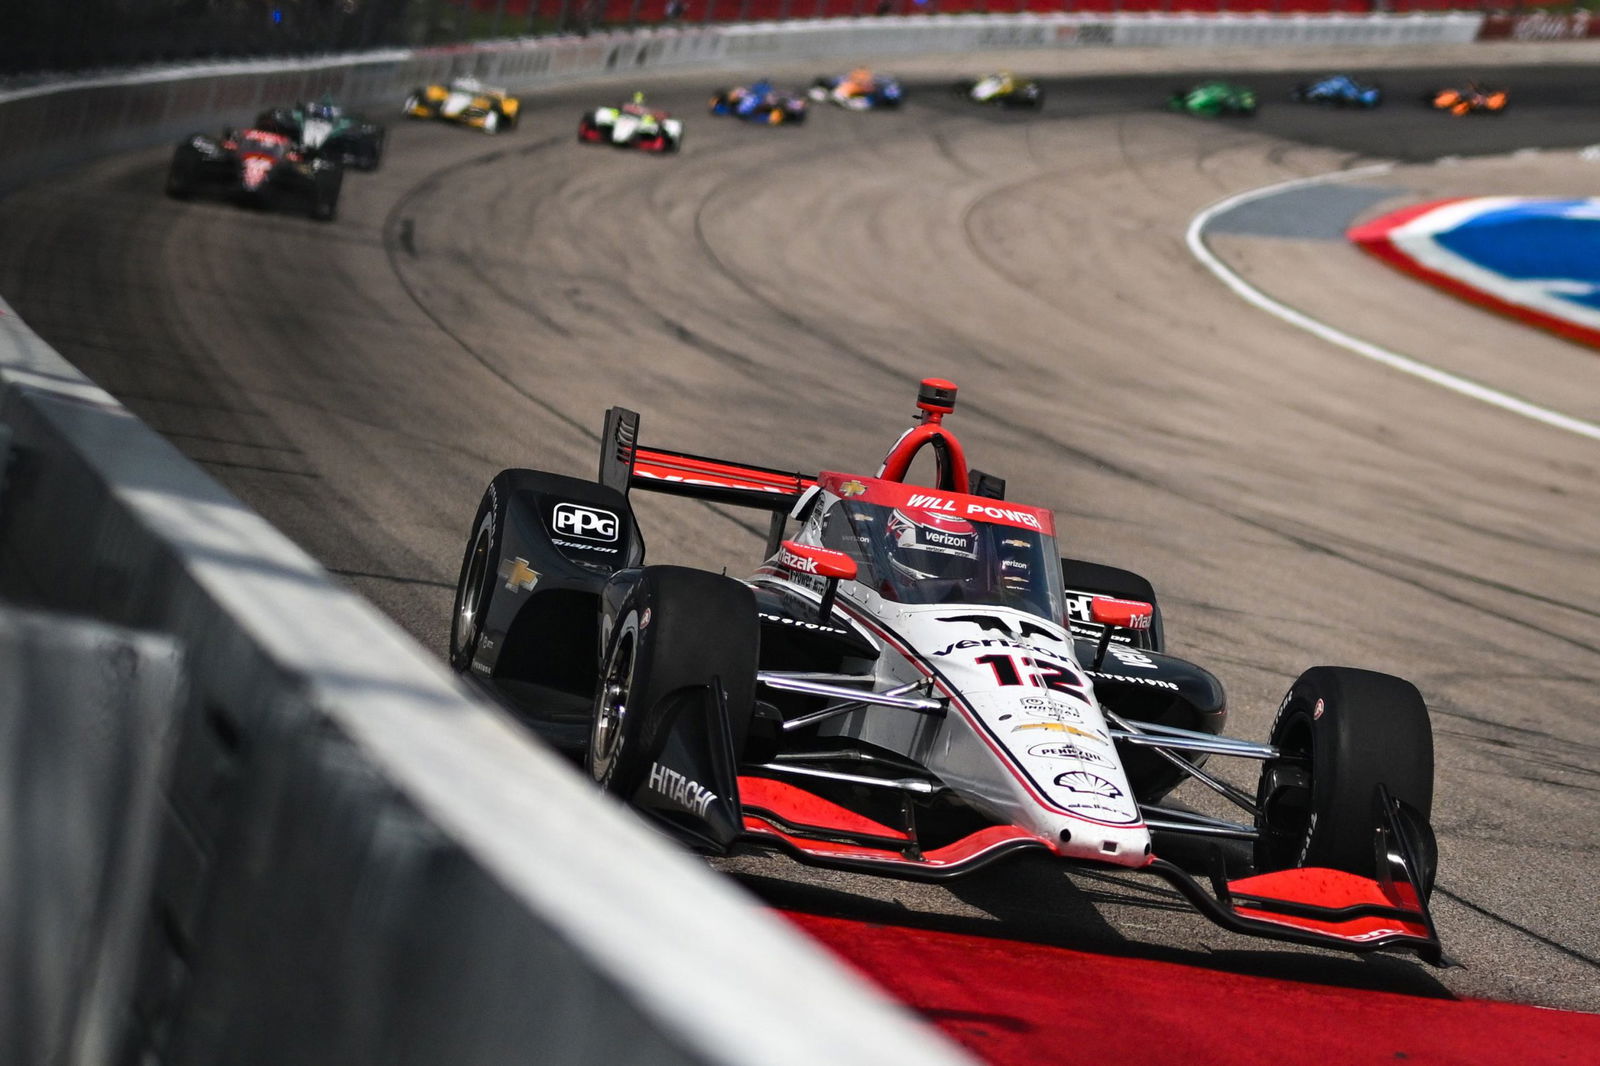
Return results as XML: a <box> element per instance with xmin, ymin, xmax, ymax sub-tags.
<box><xmin>1425</xmin><ymin>81</ymin><xmax>1508</xmax><ymax>116</ymax></box>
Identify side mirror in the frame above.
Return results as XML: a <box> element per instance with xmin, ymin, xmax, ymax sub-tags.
<box><xmin>1089</xmin><ymin>596</ymin><xmax>1153</xmax><ymax>631</ymax></box>
<box><xmin>780</xmin><ymin>540</ymin><xmax>855</xmax><ymax>623</ymax></box>
<box><xmin>1088</xmin><ymin>596</ymin><xmax>1154</xmax><ymax>670</ymax></box>
<box><xmin>779</xmin><ymin>540</ymin><xmax>856</xmax><ymax>581</ymax></box>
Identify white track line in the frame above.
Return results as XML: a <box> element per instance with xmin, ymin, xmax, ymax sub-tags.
<box><xmin>1186</xmin><ymin>165</ymin><xmax>1600</xmax><ymax>444</ymax></box>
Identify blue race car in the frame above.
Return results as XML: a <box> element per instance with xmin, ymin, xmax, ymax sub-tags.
<box><xmin>1291</xmin><ymin>74</ymin><xmax>1382</xmax><ymax>108</ymax></box>
<box><xmin>709</xmin><ymin>80</ymin><xmax>808</xmax><ymax>125</ymax></box>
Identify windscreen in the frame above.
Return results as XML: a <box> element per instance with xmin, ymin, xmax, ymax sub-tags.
<box><xmin>815</xmin><ymin>497</ymin><xmax>1066</xmax><ymax>622</ymax></box>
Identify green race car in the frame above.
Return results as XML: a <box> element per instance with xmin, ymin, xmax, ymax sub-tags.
<box><xmin>256</xmin><ymin>99</ymin><xmax>386</xmax><ymax>170</ymax></box>
<box><xmin>1168</xmin><ymin>81</ymin><xmax>1257</xmax><ymax>117</ymax></box>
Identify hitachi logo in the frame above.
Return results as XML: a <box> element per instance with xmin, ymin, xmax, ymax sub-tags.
<box><xmin>648</xmin><ymin>762</ymin><xmax>718</xmax><ymax>817</ymax></box>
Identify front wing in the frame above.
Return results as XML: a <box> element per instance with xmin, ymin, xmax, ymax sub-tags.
<box><xmin>733</xmin><ymin>771</ymin><xmax>1443</xmax><ymax>964</ymax></box>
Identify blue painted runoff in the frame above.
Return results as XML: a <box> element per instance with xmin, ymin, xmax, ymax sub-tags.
<box><xmin>1432</xmin><ymin>199</ymin><xmax>1600</xmax><ymax>314</ymax></box>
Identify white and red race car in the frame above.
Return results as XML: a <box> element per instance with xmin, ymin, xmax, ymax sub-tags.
<box><xmin>449</xmin><ymin>379</ymin><xmax>1443</xmax><ymax>962</ymax></box>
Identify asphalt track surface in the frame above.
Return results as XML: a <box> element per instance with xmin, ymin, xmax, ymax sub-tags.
<box><xmin>4</xmin><ymin>43</ymin><xmax>1598</xmax><ymax>1022</ymax></box>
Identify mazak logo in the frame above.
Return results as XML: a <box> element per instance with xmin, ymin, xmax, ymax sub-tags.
<box><xmin>781</xmin><ymin>548</ymin><xmax>819</xmax><ymax>575</ymax></box>
<box><xmin>553</xmin><ymin>503</ymin><xmax>619</xmax><ymax>542</ymax></box>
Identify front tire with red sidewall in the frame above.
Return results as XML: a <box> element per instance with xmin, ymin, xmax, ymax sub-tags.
<box><xmin>1254</xmin><ymin>666</ymin><xmax>1435</xmax><ymax>890</ymax></box>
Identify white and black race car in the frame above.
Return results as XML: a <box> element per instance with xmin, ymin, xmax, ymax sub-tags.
<box><xmin>448</xmin><ymin>379</ymin><xmax>1443</xmax><ymax>963</ymax></box>
<box><xmin>578</xmin><ymin>94</ymin><xmax>683</xmax><ymax>152</ymax></box>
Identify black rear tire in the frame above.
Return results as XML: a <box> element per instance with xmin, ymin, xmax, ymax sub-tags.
<box><xmin>1254</xmin><ymin>666</ymin><xmax>1434</xmax><ymax>888</ymax></box>
<box><xmin>588</xmin><ymin>567</ymin><xmax>757</xmax><ymax>797</ymax></box>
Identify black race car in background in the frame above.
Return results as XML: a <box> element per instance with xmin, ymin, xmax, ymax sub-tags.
<box><xmin>256</xmin><ymin>99</ymin><xmax>386</xmax><ymax>170</ymax></box>
<box><xmin>165</xmin><ymin>127</ymin><xmax>342</xmax><ymax>221</ymax></box>
<box><xmin>447</xmin><ymin>378</ymin><xmax>1443</xmax><ymax>965</ymax></box>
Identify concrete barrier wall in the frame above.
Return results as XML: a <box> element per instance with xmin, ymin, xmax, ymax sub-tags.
<box><xmin>0</xmin><ymin>291</ymin><xmax>978</xmax><ymax>1064</ymax></box>
<box><xmin>0</xmin><ymin>607</ymin><xmax>183</xmax><ymax>1066</ymax></box>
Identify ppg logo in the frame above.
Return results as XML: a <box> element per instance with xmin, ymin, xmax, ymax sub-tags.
<box><xmin>552</xmin><ymin>503</ymin><xmax>619</xmax><ymax>542</ymax></box>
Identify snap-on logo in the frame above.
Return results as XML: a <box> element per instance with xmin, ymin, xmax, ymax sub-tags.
<box><xmin>553</xmin><ymin>503</ymin><xmax>619</xmax><ymax>542</ymax></box>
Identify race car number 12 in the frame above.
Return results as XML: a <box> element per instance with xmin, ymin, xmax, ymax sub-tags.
<box><xmin>975</xmin><ymin>654</ymin><xmax>1081</xmax><ymax>693</ymax></box>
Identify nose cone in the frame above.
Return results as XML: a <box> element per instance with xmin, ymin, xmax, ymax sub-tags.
<box><xmin>903</xmin><ymin>604</ymin><xmax>1152</xmax><ymax>866</ymax></box>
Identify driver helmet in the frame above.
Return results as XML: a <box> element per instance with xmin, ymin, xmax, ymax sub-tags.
<box><xmin>632</xmin><ymin>91</ymin><xmax>647</xmax><ymax>105</ymax></box>
<box><xmin>885</xmin><ymin>508</ymin><xmax>981</xmax><ymax>586</ymax></box>
<box><xmin>307</xmin><ymin>100</ymin><xmax>336</xmax><ymax>120</ymax></box>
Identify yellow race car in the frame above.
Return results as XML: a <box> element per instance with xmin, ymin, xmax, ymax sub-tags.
<box><xmin>403</xmin><ymin>77</ymin><xmax>520</xmax><ymax>134</ymax></box>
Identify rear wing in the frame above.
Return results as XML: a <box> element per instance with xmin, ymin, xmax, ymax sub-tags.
<box><xmin>598</xmin><ymin>406</ymin><xmax>816</xmax><ymax>513</ymax></box>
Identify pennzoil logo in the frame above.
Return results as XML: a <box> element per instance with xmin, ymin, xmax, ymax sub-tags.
<box><xmin>839</xmin><ymin>480</ymin><xmax>868</xmax><ymax>497</ymax></box>
<box><xmin>1028</xmin><ymin>742</ymin><xmax>1108</xmax><ymax>766</ymax></box>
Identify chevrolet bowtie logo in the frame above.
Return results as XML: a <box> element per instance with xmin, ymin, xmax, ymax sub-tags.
<box><xmin>499</xmin><ymin>557</ymin><xmax>539</xmax><ymax>593</ymax></box>
<box><xmin>839</xmin><ymin>479</ymin><xmax>867</xmax><ymax>497</ymax></box>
